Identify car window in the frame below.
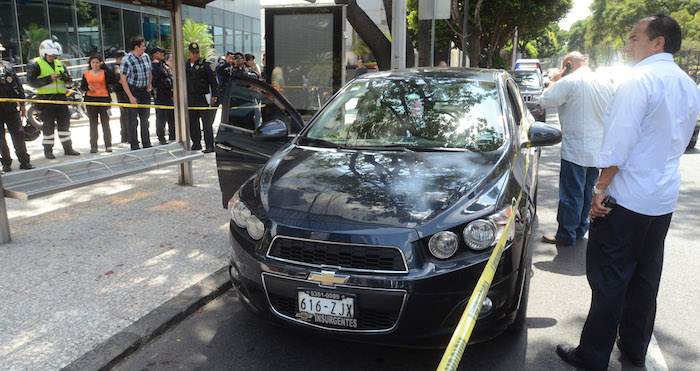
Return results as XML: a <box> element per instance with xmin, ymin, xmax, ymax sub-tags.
<box><xmin>303</xmin><ymin>77</ymin><xmax>506</xmax><ymax>152</ymax></box>
<box><xmin>511</xmin><ymin>72</ymin><xmax>542</xmax><ymax>89</ymax></box>
<box><xmin>506</xmin><ymin>81</ymin><xmax>523</xmax><ymax>124</ymax></box>
<box><xmin>227</xmin><ymin>81</ymin><xmax>296</xmax><ymax>131</ymax></box>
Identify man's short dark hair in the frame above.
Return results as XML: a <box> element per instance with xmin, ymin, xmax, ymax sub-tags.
<box><xmin>244</xmin><ymin>53</ymin><xmax>255</xmax><ymax>61</ymax></box>
<box><xmin>129</xmin><ymin>37</ymin><xmax>145</xmax><ymax>51</ymax></box>
<box><xmin>639</xmin><ymin>13</ymin><xmax>682</xmax><ymax>54</ymax></box>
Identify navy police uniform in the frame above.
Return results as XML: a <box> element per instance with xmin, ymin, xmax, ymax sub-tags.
<box><xmin>0</xmin><ymin>56</ymin><xmax>32</xmax><ymax>171</ymax></box>
<box><xmin>151</xmin><ymin>49</ymin><xmax>174</xmax><ymax>144</ymax></box>
<box><xmin>185</xmin><ymin>43</ymin><xmax>218</xmax><ymax>152</ymax></box>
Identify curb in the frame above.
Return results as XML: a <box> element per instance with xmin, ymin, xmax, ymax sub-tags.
<box><xmin>61</xmin><ymin>266</ymin><xmax>232</xmax><ymax>371</ymax></box>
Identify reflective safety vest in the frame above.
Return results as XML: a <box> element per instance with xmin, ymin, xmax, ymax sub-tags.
<box><xmin>34</xmin><ymin>57</ymin><xmax>67</xmax><ymax>95</ymax></box>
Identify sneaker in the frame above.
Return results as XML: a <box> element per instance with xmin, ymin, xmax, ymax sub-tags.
<box><xmin>105</xmin><ymin>147</ymin><xmax>113</xmax><ymax>153</ymax></box>
<box><xmin>90</xmin><ymin>148</ymin><xmax>98</xmax><ymax>154</ymax></box>
<box><xmin>159</xmin><ymin>139</ymin><xmax>168</xmax><ymax>145</ymax></box>
<box><xmin>2</xmin><ymin>164</ymin><xmax>11</xmax><ymax>172</ymax></box>
<box><xmin>202</xmin><ymin>148</ymin><xmax>215</xmax><ymax>153</ymax></box>
<box><xmin>19</xmin><ymin>163</ymin><xmax>35</xmax><ymax>170</ymax></box>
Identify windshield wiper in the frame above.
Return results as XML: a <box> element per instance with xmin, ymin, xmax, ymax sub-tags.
<box><xmin>297</xmin><ymin>136</ymin><xmax>344</xmax><ymax>149</ymax></box>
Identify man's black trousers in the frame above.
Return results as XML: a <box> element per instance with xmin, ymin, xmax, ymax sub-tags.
<box><xmin>0</xmin><ymin>105</ymin><xmax>30</xmax><ymax>166</ymax></box>
<box><xmin>575</xmin><ymin>204</ymin><xmax>672</xmax><ymax>369</ymax></box>
<box><xmin>187</xmin><ymin>95</ymin><xmax>213</xmax><ymax>151</ymax></box>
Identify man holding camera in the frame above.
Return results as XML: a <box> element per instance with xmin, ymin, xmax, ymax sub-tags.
<box><xmin>556</xmin><ymin>14</ymin><xmax>700</xmax><ymax>370</ymax></box>
<box><xmin>0</xmin><ymin>42</ymin><xmax>33</xmax><ymax>171</ymax></box>
<box><xmin>27</xmin><ymin>39</ymin><xmax>80</xmax><ymax>158</ymax></box>
<box><xmin>539</xmin><ymin>51</ymin><xmax>614</xmax><ymax>246</ymax></box>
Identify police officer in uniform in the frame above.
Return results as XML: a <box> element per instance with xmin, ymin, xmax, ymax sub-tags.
<box><xmin>0</xmin><ymin>43</ymin><xmax>33</xmax><ymax>171</ymax></box>
<box><xmin>151</xmin><ymin>47</ymin><xmax>174</xmax><ymax>145</ymax></box>
<box><xmin>110</xmin><ymin>50</ymin><xmax>129</xmax><ymax>144</ymax></box>
<box><xmin>215</xmin><ymin>51</ymin><xmax>235</xmax><ymax>98</ymax></box>
<box><xmin>27</xmin><ymin>39</ymin><xmax>80</xmax><ymax>159</ymax></box>
<box><xmin>185</xmin><ymin>43</ymin><xmax>218</xmax><ymax>153</ymax></box>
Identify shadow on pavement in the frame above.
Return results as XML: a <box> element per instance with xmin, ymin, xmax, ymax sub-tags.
<box><xmin>533</xmin><ymin>241</ymin><xmax>587</xmax><ymax>277</ymax></box>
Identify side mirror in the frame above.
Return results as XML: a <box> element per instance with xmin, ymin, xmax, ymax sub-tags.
<box><xmin>522</xmin><ymin>121</ymin><xmax>562</xmax><ymax>148</ymax></box>
<box><xmin>253</xmin><ymin>119</ymin><xmax>289</xmax><ymax>141</ymax></box>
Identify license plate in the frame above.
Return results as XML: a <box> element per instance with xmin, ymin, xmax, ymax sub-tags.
<box><xmin>297</xmin><ymin>289</ymin><xmax>357</xmax><ymax>328</ymax></box>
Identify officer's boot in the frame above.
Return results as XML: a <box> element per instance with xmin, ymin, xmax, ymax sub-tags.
<box><xmin>63</xmin><ymin>141</ymin><xmax>80</xmax><ymax>156</ymax></box>
<box><xmin>44</xmin><ymin>145</ymin><xmax>56</xmax><ymax>159</ymax></box>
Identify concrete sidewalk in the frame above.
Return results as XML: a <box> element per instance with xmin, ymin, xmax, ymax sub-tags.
<box><xmin>0</xmin><ymin>112</ymin><xmax>232</xmax><ymax>370</ymax></box>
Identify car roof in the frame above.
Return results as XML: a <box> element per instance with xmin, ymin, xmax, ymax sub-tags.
<box><xmin>357</xmin><ymin>67</ymin><xmax>504</xmax><ymax>83</ymax></box>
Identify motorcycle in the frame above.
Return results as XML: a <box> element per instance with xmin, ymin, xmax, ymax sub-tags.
<box><xmin>23</xmin><ymin>83</ymin><xmax>86</xmax><ymax>131</ymax></box>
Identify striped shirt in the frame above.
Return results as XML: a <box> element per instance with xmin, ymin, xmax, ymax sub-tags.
<box><xmin>120</xmin><ymin>52</ymin><xmax>151</xmax><ymax>88</ymax></box>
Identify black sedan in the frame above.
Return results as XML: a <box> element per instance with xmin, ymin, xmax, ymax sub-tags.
<box><xmin>214</xmin><ymin>69</ymin><xmax>561</xmax><ymax>347</ymax></box>
<box><xmin>510</xmin><ymin>70</ymin><xmax>547</xmax><ymax>122</ymax></box>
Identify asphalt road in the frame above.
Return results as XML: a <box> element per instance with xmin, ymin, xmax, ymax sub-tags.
<box><xmin>114</xmin><ymin>111</ymin><xmax>700</xmax><ymax>371</ymax></box>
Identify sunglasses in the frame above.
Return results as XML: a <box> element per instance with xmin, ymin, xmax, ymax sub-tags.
<box><xmin>234</xmin><ymin>56</ymin><xmax>243</xmax><ymax>60</ymax></box>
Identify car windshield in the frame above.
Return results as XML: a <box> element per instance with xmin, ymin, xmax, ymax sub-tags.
<box><xmin>302</xmin><ymin>77</ymin><xmax>505</xmax><ymax>152</ymax></box>
<box><xmin>511</xmin><ymin>72</ymin><xmax>541</xmax><ymax>89</ymax></box>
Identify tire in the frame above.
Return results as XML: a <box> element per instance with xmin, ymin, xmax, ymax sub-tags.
<box><xmin>687</xmin><ymin>138</ymin><xmax>697</xmax><ymax>150</ymax></box>
<box><xmin>26</xmin><ymin>106</ymin><xmax>43</xmax><ymax>131</ymax></box>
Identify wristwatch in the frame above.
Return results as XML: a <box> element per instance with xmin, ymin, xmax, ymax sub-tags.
<box><xmin>593</xmin><ymin>186</ymin><xmax>605</xmax><ymax>195</ymax></box>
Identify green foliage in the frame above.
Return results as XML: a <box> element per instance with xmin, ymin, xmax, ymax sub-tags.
<box><xmin>182</xmin><ymin>18</ymin><xmax>215</xmax><ymax>62</ymax></box>
<box><xmin>583</xmin><ymin>0</ymin><xmax>700</xmax><ymax>65</ymax></box>
<box><xmin>567</xmin><ymin>18</ymin><xmax>589</xmax><ymax>53</ymax></box>
<box><xmin>351</xmin><ymin>37</ymin><xmax>372</xmax><ymax>62</ymax></box>
<box><xmin>492</xmin><ymin>53</ymin><xmax>509</xmax><ymax>69</ymax></box>
<box><xmin>21</xmin><ymin>24</ymin><xmax>50</xmax><ymax>63</ymax></box>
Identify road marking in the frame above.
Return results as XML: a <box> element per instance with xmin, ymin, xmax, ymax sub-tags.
<box><xmin>644</xmin><ymin>334</ymin><xmax>668</xmax><ymax>370</ymax></box>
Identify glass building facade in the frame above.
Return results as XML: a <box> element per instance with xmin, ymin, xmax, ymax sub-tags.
<box><xmin>0</xmin><ymin>0</ymin><xmax>261</xmax><ymax>66</ymax></box>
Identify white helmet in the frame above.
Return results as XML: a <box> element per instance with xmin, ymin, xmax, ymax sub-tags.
<box><xmin>39</xmin><ymin>39</ymin><xmax>62</xmax><ymax>58</ymax></box>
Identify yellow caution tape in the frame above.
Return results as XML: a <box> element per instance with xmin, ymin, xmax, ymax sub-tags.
<box><xmin>0</xmin><ymin>98</ymin><xmax>264</xmax><ymax>111</ymax></box>
<box><xmin>437</xmin><ymin>152</ymin><xmax>531</xmax><ymax>371</ymax></box>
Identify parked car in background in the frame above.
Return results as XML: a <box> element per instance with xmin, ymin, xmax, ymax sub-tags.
<box><xmin>214</xmin><ymin>69</ymin><xmax>562</xmax><ymax>346</ymax></box>
<box><xmin>509</xmin><ymin>70</ymin><xmax>546</xmax><ymax>122</ymax></box>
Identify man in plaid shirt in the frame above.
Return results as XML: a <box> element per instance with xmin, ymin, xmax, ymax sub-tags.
<box><xmin>119</xmin><ymin>36</ymin><xmax>152</xmax><ymax>150</ymax></box>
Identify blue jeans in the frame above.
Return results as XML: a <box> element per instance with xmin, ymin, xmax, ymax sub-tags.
<box><xmin>556</xmin><ymin>159</ymin><xmax>600</xmax><ymax>245</ymax></box>
<box><xmin>127</xmin><ymin>90</ymin><xmax>152</xmax><ymax>149</ymax></box>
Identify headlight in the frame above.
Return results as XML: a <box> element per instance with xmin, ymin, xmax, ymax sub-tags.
<box><xmin>463</xmin><ymin>220</ymin><xmax>496</xmax><ymax>250</ymax></box>
<box><xmin>228</xmin><ymin>191</ymin><xmax>267</xmax><ymax>240</ymax></box>
<box><xmin>246</xmin><ymin>215</ymin><xmax>265</xmax><ymax>240</ymax></box>
<box><xmin>229</xmin><ymin>192</ymin><xmax>252</xmax><ymax>228</ymax></box>
<box><xmin>463</xmin><ymin>206</ymin><xmax>515</xmax><ymax>251</ymax></box>
<box><xmin>428</xmin><ymin>231</ymin><xmax>459</xmax><ymax>259</ymax></box>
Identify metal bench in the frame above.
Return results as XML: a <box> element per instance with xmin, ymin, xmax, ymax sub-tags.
<box><xmin>0</xmin><ymin>143</ymin><xmax>203</xmax><ymax>240</ymax></box>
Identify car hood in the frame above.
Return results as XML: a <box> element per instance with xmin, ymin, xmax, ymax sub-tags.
<box><xmin>254</xmin><ymin>145</ymin><xmax>507</xmax><ymax>229</ymax></box>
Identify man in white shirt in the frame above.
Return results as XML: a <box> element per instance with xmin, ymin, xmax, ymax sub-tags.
<box><xmin>556</xmin><ymin>14</ymin><xmax>700</xmax><ymax>371</ymax></box>
<box><xmin>539</xmin><ymin>52</ymin><xmax>614</xmax><ymax>246</ymax></box>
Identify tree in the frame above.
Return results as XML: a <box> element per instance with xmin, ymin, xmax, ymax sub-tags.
<box><xmin>583</xmin><ymin>0</ymin><xmax>700</xmax><ymax>66</ymax></box>
<box><xmin>567</xmin><ymin>18</ymin><xmax>589</xmax><ymax>53</ymax></box>
<box><xmin>21</xmin><ymin>24</ymin><xmax>50</xmax><ymax>63</ymax></box>
<box><xmin>182</xmin><ymin>19</ymin><xmax>215</xmax><ymax>62</ymax></box>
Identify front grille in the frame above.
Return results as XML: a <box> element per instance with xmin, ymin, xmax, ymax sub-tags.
<box><xmin>269</xmin><ymin>293</ymin><xmax>400</xmax><ymax>331</ymax></box>
<box><xmin>268</xmin><ymin>236</ymin><xmax>407</xmax><ymax>272</ymax></box>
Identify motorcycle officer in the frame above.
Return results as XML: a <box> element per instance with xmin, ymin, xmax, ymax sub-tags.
<box><xmin>27</xmin><ymin>39</ymin><xmax>80</xmax><ymax>159</ymax></box>
<box><xmin>0</xmin><ymin>42</ymin><xmax>34</xmax><ymax>171</ymax></box>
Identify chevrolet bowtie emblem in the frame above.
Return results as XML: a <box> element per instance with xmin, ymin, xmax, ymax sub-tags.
<box><xmin>296</xmin><ymin>312</ymin><xmax>313</xmax><ymax>320</ymax></box>
<box><xmin>308</xmin><ymin>270</ymin><xmax>349</xmax><ymax>286</ymax></box>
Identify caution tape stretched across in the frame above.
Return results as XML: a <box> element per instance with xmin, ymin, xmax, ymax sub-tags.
<box><xmin>437</xmin><ymin>152</ymin><xmax>531</xmax><ymax>371</ymax></box>
<box><xmin>0</xmin><ymin>98</ymin><xmax>265</xmax><ymax>111</ymax></box>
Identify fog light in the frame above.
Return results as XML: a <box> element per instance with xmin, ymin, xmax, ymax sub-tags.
<box><xmin>229</xmin><ymin>264</ymin><xmax>241</xmax><ymax>282</ymax></box>
<box><xmin>480</xmin><ymin>297</ymin><xmax>493</xmax><ymax>316</ymax></box>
